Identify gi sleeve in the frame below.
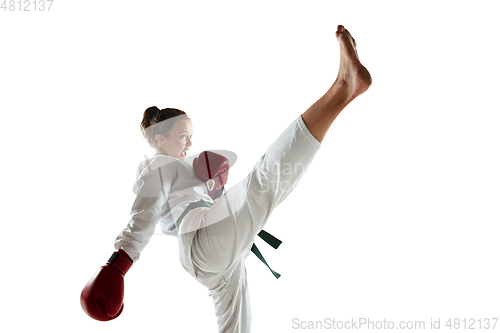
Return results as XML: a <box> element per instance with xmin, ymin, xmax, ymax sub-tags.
<box><xmin>114</xmin><ymin>159</ymin><xmax>175</xmax><ymax>262</ymax></box>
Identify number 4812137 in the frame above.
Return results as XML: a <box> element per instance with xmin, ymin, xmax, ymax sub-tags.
<box><xmin>1</xmin><ymin>0</ymin><xmax>54</xmax><ymax>11</ymax></box>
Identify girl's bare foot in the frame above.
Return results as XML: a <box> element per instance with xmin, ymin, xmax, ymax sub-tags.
<box><xmin>335</xmin><ymin>25</ymin><xmax>372</xmax><ymax>103</ymax></box>
<box><xmin>300</xmin><ymin>25</ymin><xmax>373</xmax><ymax>143</ymax></box>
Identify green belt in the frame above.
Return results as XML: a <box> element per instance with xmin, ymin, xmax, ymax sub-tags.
<box><xmin>176</xmin><ymin>200</ymin><xmax>282</xmax><ymax>279</ymax></box>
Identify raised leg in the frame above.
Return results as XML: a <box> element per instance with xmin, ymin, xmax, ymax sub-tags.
<box><xmin>301</xmin><ymin>25</ymin><xmax>372</xmax><ymax>144</ymax></box>
<box><xmin>191</xmin><ymin>23</ymin><xmax>372</xmax><ymax>291</ymax></box>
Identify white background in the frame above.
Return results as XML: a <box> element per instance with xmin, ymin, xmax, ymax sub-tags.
<box><xmin>1</xmin><ymin>0</ymin><xmax>499</xmax><ymax>332</ymax></box>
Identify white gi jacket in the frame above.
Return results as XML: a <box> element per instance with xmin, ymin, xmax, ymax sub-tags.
<box><xmin>114</xmin><ymin>153</ymin><xmax>214</xmax><ymax>263</ymax></box>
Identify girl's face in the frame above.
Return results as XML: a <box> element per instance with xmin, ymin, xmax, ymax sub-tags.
<box><xmin>156</xmin><ymin>119</ymin><xmax>193</xmax><ymax>160</ymax></box>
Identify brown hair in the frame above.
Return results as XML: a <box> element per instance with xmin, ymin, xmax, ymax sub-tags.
<box><xmin>140</xmin><ymin>107</ymin><xmax>191</xmax><ymax>149</ymax></box>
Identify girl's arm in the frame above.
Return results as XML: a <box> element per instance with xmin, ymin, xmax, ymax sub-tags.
<box><xmin>114</xmin><ymin>159</ymin><xmax>174</xmax><ymax>262</ymax></box>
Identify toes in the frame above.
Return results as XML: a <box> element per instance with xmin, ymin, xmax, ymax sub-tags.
<box><xmin>336</xmin><ymin>25</ymin><xmax>357</xmax><ymax>48</ymax></box>
<box><xmin>336</xmin><ymin>25</ymin><xmax>346</xmax><ymax>39</ymax></box>
<box><xmin>343</xmin><ymin>28</ymin><xmax>357</xmax><ymax>47</ymax></box>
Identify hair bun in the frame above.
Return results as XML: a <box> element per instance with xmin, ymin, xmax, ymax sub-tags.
<box><xmin>146</xmin><ymin>106</ymin><xmax>160</xmax><ymax>117</ymax></box>
<box><xmin>143</xmin><ymin>106</ymin><xmax>160</xmax><ymax>128</ymax></box>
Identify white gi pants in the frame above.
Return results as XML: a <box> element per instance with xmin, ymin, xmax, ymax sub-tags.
<box><xmin>178</xmin><ymin>114</ymin><xmax>322</xmax><ymax>333</ymax></box>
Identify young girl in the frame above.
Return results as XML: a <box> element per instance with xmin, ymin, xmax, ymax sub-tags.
<box><xmin>81</xmin><ymin>25</ymin><xmax>372</xmax><ymax>333</ymax></box>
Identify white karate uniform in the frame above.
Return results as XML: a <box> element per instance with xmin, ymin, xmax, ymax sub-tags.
<box><xmin>114</xmin><ymin>114</ymin><xmax>322</xmax><ymax>332</ymax></box>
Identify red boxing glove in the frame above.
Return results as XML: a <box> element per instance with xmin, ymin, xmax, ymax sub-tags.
<box><xmin>193</xmin><ymin>151</ymin><xmax>229</xmax><ymax>194</ymax></box>
<box><xmin>80</xmin><ymin>249</ymin><xmax>133</xmax><ymax>321</ymax></box>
